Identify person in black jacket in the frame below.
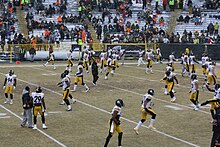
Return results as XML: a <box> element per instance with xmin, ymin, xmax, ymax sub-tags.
<box><xmin>92</xmin><ymin>60</ymin><xmax>99</xmax><ymax>86</ymax></box>
<box><xmin>21</xmin><ymin>86</ymin><xmax>33</xmax><ymax>128</ymax></box>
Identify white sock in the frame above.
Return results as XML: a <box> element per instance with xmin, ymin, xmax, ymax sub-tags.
<box><xmin>45</xmin><ymin>62</ymin><xmax>48</xmax><ymax>65</ymax></box>
<box><xmin>149</xmin><ymin>119</ymin><xmax>155</xmax><ymax>127</ymax></box>
<box><xmin>73</xmin><ymin>84</ymin><xmax>77</xmax><ymax>91</ymax></box>
<box><xmin>135</xmin><ymin>121</ymin><xmax>143</xmax><ymax>129</ymax></box>
<box><xmin>84</xmin><ymin>84</ymin><xmax>89</xmax><ymax>89</ymax></box>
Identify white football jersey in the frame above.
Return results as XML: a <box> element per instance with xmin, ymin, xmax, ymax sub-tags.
<box><xmin>32</xmin><ymin>92</ymin><xmax>44</xmax><ymax>106</ymax></box>
<box><xmin>111</xmin><ymin>105</ymin><xmax>122</xmax><ymax>116</ymax></box>
<box><xmin>191</xmin><ymin>79</ymin><xmax>198</xmax><ymax>93</ymax></box>
<box><xmin>146</xmin><ymin>50</ymin><xmax>153</xmax><ymax>60</ymax></box>
<box><xmin>76</xmin><ymin>65</ymin><xmax>83</xmax><ymax>76</ymax></box>
<box><xmin>208</xmin><ymin>65</ymin><xmax>216</xmax><ymax>76</ymax></box>
<box><xmin>141</xmin><ymin>94</ymin><xmax>154</xmax><ymax>108</ymax></box>
<box><xmin>214</xmin><ymin>89</ymin><xmax>220</xmax><ymax>99</ymax></box>
<box><xmin>5</xmin><ymin>74</ymin><xmax>16</xmax><ymax>86</ymax></box>
<box><xmin>100</xmin><ymin>52</ymin><xmax>107</xmax><ymax>60</ymax></box>
<box><xmin>169</xmin><ymin>54</ymin><xmax>175</xmax><ymax>63</ymax></box>
<box><xmin>62</xmin><ymin>77</ymin><xmax>70</xmax><ymax>90</ymax></box>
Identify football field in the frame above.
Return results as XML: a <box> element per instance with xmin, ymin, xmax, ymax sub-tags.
<box><xmin>0</xmin><ymin>61</ymin><xmax>218</xmax><ymax>147</ymax></box>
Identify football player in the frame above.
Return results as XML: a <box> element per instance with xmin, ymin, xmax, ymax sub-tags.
<box><xmin>99</xmin><ymin>49</ymin><xmax>107</xmax><ymax>73</ymax></box>
<box><xmin>43</xmin><ymin>48</ymin><xmax>56</xmax><ymax>70</ymax></box>
<box><xmin>3</xmin><ymin>70</ymin><xmax>17</xmax><ymax>104</ymax></box>
<box><xmin>57</xmin><ymin>73</ymin><xmax>72</xmax><ymax>111</ymax></box>
<box><xmin>168</xmin><ymin>52</ymin><xmax>176</xmax><ymax>71</ymax></box>
<box><xmin>201</xmin><ymin>53</ymin><xmax>209</xmax><ymax>83</ymax></box>
<box><xmin>66</xmin><ymin>49</ymin><xmax>74</xmax><ymax>72</ymax></box>
<box><xmin>145</xmin><ymin>48</ymin><xmax>153</xmax><ymax>73</ymax></box>
<box><xmin>83</xmin><ymin>50</ymin><xmax>89</xmax><ymax>74</ymax></box>
<box><xmin>156</xmin><ymin>46</ymin><xmax>162</xmax><ymax>64</ymax></box>
<box><xmin>183</xmin><ymin>52</ymin><xmax>190</xmax><ymax>77</ymax></box>
<box><xmin>160</xmin><ymin>70</ymin><xmax>179</xmax><ymax>102</ymax></box>
<box><xmin>207</xmin><ymin>61</ymin><xmax>217</xmax><ymax>86</ymax></box>
<box><xmin>134</xmin><ymin>89</ymin><xmax>156</xmax><ymax>135</ymax></box>
<box><xmin>72</xmin><ymin>61</ymin><xmax>89</xmax><ymax>92</ymax></box>
<box><xmin>137</xmin><ymin>49</ymin><xmax>145</xmax><ymax>66</ymax></box>
<box><xmin>32</xmin><ymin>86</ymin><xmax>47</xmax><ymax>129</ymax></box>
<box><xmin>111</xmin><ymin>50</ymin><xmax>120</xmax><ymax>74</ymax></box>
<box><xmin>200</xmin><ymin>84</ymin><xmax>220</xmax><ymax>120</ymax></box>
<box><xmin>104</xmin><ymin>56</ymin><xmax>114</xmax><ymax>80</ymax></box>
<box><xmin>164</xmin><ymin>63</ymin><xmax>172</xmax><ymax>94</ymax></box>
<box><xmin>104</xmin><ymin>99</ymin><xmax>124</xmax><ymax>147</ymax></box>
<box><xmin>189</xmin><ymin>74</ymin><xmax>200</xmax><ymax>110</ymax></box>
<box><xmin>189</xmin><ymin>52</ymin><xmax>199</xmax><ymax>73</ymax></box>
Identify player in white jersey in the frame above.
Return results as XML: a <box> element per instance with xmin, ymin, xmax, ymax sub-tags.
<box><xmin>168</xmin><ymin>52</ymin><xmax>176</xmax><ymax>71</ymax></box>
<box><xmin>66</xmin><ymin>49</ymin><xmax>74</xmax><ymax>72</ymax></box>
<box><xmin>137</xmin><ymin>49</ymin><xmax>145</xmax><ymax>66</ymax></box>
<box><xmin>189</xmin><ymin>52</ymin><xmax>199</xmax><ymax>73</ymax></box>
<box><xmin>43</xmin><ymin>49</ymin><xmax>56</xmax><ymax>70</ymax></box>
<box><xmin>160</xmin><ymin>70</ymin><xmax>179</xmax><ymax>102</ymax></box>
<box><xmin>32</xmin><ymin>87</ymin><xmax>47</xmax><ymax>129</ymax></box>
<box><xmin>104</xmin><ymin>99</ymin><xmax>124</xmax><ymax>147</ymax></box>
<box><xmin>119</xmin><ymin>49</ymin><xmax>125</xmax><ymax>65</ymax></box>
<box><xmin>207</xmin><ymin>61</ymin><xmax>217</xmax><ymax>86</ymax></box>
<box><xmin>111</xmin><ymin>51</ymin><xmax>119</xmax><ymax>74</ymax></box>
<box><xmin>57</xmin><ymin>72</ymin><xmax>72</xmax><ymax>111</ymax></box>
<box><xmin>180</xmin><ymin>53</ymin><xmax>186</xmax><ymax>77</ymax></box>
<box><xmin>83</xmin><ymin>50</ymin><xmax>89</xmax><ymax>74</ymax></box>
<box><xmin>201</xmin><ymin>53</ymin><xmax>209</xmax><ymax>81</ymax></box>
<box><xmin>145</xmin><ymin>48</ymin><xmax>153</xmax><ymax>73</ymax></box>
<box><xmin>156</xmin><ymin>47</ymin><xmax>162</xmax><ymax>63</ymax></box>
<box><xmin>134</xmin><ymin>89</ymin><xmax>156</xmax><ymax>135</ymax></box>
<box><xmin>99</xmin><ymin>49</ymin><xmax>107</xmax><ymax>73</ymax></box>
<box><xmin>72</xmin><ymin>61</ymin><xmax>89</xmax><ymax>92</ymax></box>
<box><xmin>200</xmin><ymin>84</ymin><xmax>220</xmax><ymax>119</ymax></box>
<box><xmin>189</xmin><ymin>74</ymin><xmax>200</xmax><ymax>110</ymax></box>
<box><xmin>104</xmin><ymin>56</ymin><xmax>115</xmax><ymax>80</ymax></box>
<box><xmin>182</xmin><ymin>52</ymin><xmax>190</xmax><ymax>76</ymax></box>
<box><xmin>164</xmin><ymin>63</ymin><xmax>172</xmax><ymax>94</ymax></box>
<box><xmin>3</xmin><ymin>70</ymin><xmax>17</xmax><ymax>104</ymax></box>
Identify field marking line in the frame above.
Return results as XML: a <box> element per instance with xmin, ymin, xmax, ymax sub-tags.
<box><xmin>32</xmin><ymin>66</ymin><xmax>210</xmax><ymax>115</ymax></box>
<box><xmin>0</xmin><ymin>104</ymin><xmax>66</xmax><ymax>147</ymax></box>
<box><xmin>27</xmin><ymin>67</ymin><xmax>200</xmax><ymax>147</ymax></box>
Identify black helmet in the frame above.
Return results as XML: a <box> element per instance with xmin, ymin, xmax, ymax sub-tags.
<box><xmin>61</xmin><ymin>73</ymin><xmax>66</xmax><ymax>79</ymax></box>
<box><xmin>9</xmin><ymin>70</ymin><xmax>14</xmax><ymax>76</ymax></box>
<box><xmin>166</xmin><ymin>70</ymin><xmax>171</xmax><ymax>76</ymax></box>
<box><xmin>36</xmin><ymin>86</ymin><xmax>42</xmax><ymax>93</ymax></box>
<box><xmin>148</xmin><ymin>89</ymin><xmax>154</xmax><ymax>96</ymax></box>
<box><xmin>115</xmin><ymin>99</ymin><xmax>124</xmax><ymax>107</ymax></box>
<box><xmin>191</xmin><ymin>74</ymin><xmax>197</xmax><ymax>80</ymax></box>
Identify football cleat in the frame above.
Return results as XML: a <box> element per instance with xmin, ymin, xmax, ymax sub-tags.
<box><xmin>59</xmin><ymin>101</ymin><xmax>65</xmax><ymax>105</ymax></box>
<box><xmin>148</xmin><ymin>125</ymin><xmax>156</xmax><ymax>130</ymax></box>
<box><xmin>71</xmin><ymin>99</ymin><xmax>76</xmax><ymax>104</ymax></box>
<box><xmin>193</xmin><ymin>107</ymin><xmax>199</xmax><ymax>111</ymax></box>
<box><xmin>92</xmin><ymin>82</ymin><xmax>96</xmax><ymax>86</ymax></box>
<box><xmin>84</xmin><ymin>88</ymin><xmax>90</xmax><ymax>92</ymax></box>
<box><xmin>170</xmin><ymin>97</ymin><xmax>176</xmax><ymax>102</ymax></box>
<box><xmin>104</xmin><ymin>76</ymin><xmax>108</xmax><ymax>80</ymax></box>
<box><xmin>66</xmin><ymin>108</ymin><xmax>72</xmax><ymax>111</ymax></box>
<box><xmin>33</xmin><ymin>125</ymin><xmax>37</xmax><ymax>130</ymax></box>
<box><xmin>42</xmin><ymin>124</ymin><xmax>47</xmax><ymax>129</ymax></box>
<box><xmin>9</xmin><ymin>100</ymin><xmax>13</xmax><ymax>105</ymax></box>
<box><xmin>4</xmin><ymin>101</ymin><xmax>8</xmax><ymax>104</ymax></box>
<box><xmin>43</xmin><ymin>64</ymin><xmax>46</xmax><ymax>67</ymax></box>
<box><xmin>133</xmin><ymin>128</ymin><xmax>139</xmax><ymax>135</ymax></box>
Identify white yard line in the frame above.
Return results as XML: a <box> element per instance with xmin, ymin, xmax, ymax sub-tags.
<box><xmin>0</xmin><ymin>105</ymin><xmax>66</xmax><ymax>147</ymax></box>
<box><xmin>18</xmin><ymin>67</ymin><xmax>200</xmax><ymax>147</ymax></box>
